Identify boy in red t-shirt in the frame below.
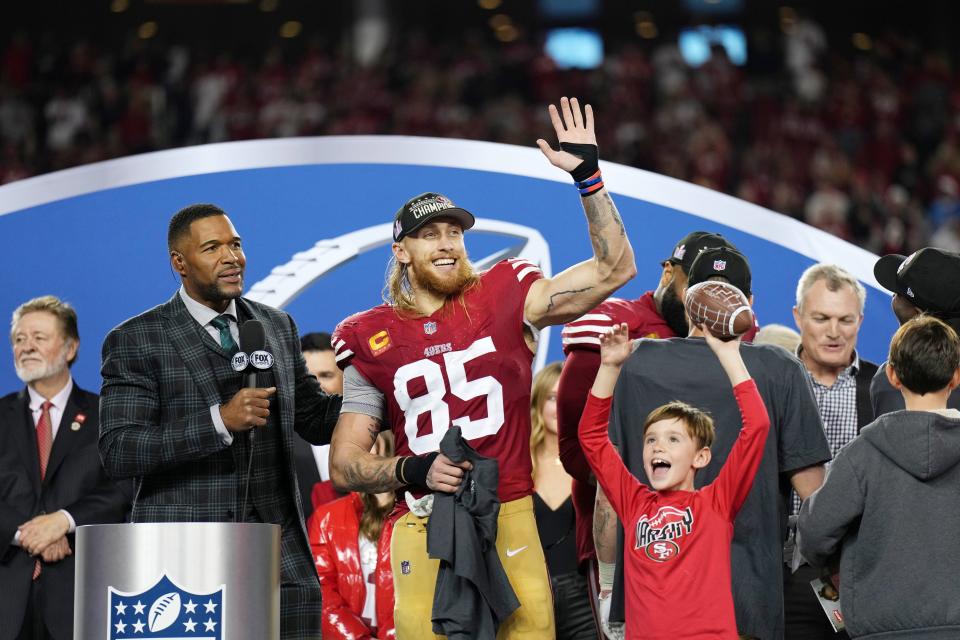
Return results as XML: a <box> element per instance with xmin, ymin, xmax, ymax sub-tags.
<box><xmin>579</xmin><ymin>323</ymin><xmax>771</xmax><ymax>639</ymax></box>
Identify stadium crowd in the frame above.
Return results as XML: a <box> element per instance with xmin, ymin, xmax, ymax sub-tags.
<box><xmin>3</xmin><ymin>16</ymin><xmax>960</xmax><ymax>254</ymax></box>
<box><xmin>5</xmin><ymin>7</ymin><xmax>960</xmax><ymax>638</ymax></box>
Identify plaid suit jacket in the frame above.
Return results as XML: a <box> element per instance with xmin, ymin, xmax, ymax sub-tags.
<box><xmin>98</xmin><ymin>291</ymin><xmax>341</xmax><ymax>553</ymax></box>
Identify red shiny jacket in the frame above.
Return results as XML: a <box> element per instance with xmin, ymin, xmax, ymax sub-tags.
<box><xmin>308</xmin><ymin>493</ymin><xmax>396</xmax><ymax>639</ymax></box>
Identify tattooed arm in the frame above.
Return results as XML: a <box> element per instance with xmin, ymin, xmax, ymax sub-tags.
<box><xmin>526</xmin><ymin>97</ymin><xmax>636</xmax><ymax>329</ymax></box>
<box><xmin>329</xmin><ymin>412</ymin><xmax>401</xmax><ymax>494</ymax></box>
<box><xmin>329</xmin><ymin>412</ymin><xmax>471</xmax><ymax>494</ymax></box>
<box><xmin>593</xmin><ymin>485</ymin><xmax>618</xmax><ymax>564</ymax></box>
<box><xmin>329</xmin><ymin>365</ymin><xmax>471</xmax><ymax>494</ymax></box>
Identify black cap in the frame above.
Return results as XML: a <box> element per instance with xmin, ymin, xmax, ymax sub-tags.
<box><xmin>666</xmin><ymin>231</ymin><xmax>737</xmax><ymax>273</ymax></box>
<box><xmin>687</xmin><ymin>246</ymin><xmax>752</xmax><ymax>297</ymax></box>
<box><xmin>874</xmin><ymin>247</ymin><xmax>960</xmax><ymax>314</ymax></box>
<box><xmin>393</xmin><ymin>192</ymin><xmax>476</xmax><ymax>242</ymax></box>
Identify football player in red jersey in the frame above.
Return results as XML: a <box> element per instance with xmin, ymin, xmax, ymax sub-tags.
<box><xmin>556</xmin><ymin>231</ymin><xmax>743</xmax><ymax>636</ymax></box>
<box><xmin>328</xmin><ymin>97</ymin><xmax>636</xmax><ymax>639</ymax></box>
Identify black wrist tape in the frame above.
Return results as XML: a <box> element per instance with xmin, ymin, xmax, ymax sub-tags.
<box><xmin>560</xmin><ymin>142</ymin><xmax>600</xmax><ymax>183</ymax></box>
<box><xmin>398</xmin><ymin>452</ymin><xmax>439</xmax><ymax>487</ymax></box>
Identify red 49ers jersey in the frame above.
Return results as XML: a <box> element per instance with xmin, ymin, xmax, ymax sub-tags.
<box><xmin>560</xmin><ymin>292</ymin><xmax>676</xmax><ymax>355</ymax></box>
<box><xmin>332</xmin><ymin>258</ymin><xmax>543</xmax><ymax>502</ymax></box>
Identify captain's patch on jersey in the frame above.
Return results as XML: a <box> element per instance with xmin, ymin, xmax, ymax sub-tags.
<box><xmin>368</xmin><ymin>330</ymin><xmax>392</xmax><ymax>357</ymax></box>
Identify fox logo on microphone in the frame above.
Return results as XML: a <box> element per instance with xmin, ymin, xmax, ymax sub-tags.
<box><xmin>231</xmin><ymin>352</ymin><xmax>249</xmax><ymax>372</ymax></box>
<box><xmin>108</xmin><ymin>575</ymin><xmax>224</xmax><ymax>639</ymax></box>
<box><xmin>249</xmin><ymin>350</ymin><xmax>275</xmax><ymax>370</ymax></box>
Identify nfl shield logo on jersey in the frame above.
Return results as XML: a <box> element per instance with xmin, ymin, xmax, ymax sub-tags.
<box><xmin>423</xmin><ymin>321</ymin><xmax>437</xmax><ymax>335</ymax></box>
<box><xmin>108</xmin><ymin>575</ymin><xmax>224</xmax><ymax>639</ymax></box>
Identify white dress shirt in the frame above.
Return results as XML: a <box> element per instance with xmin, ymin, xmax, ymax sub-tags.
<box><xmin>178</xmin><ymin>286</ymin><xmax>240</xmax><ymax>445</ymax></box>
<box><xmin>12</xmin><ymin>378</ymin><xmax>77</xmax><ymax>545</ymax></box>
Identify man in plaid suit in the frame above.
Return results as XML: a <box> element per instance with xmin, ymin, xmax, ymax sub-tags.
<box><xmin>99</xmin><ymin>203</ymin><xmax>341</xmax><ymax>640</ymax></box>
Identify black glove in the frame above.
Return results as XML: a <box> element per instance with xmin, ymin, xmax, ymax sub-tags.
<box><xmin>560</xmin><ymin>142</ymin><xmax>600</xmax><ymax>182</ymax></box>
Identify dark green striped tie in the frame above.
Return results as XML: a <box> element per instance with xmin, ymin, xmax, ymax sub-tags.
<box><xmin>210</xmin><ymin>315</ymin><xmax>239</xmax><ymax>355</ymax></box>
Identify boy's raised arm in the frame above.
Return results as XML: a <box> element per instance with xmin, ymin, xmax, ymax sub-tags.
<box><xmin>580</xmin><ymin>323</ymin><xmax>649</xmax><ymax>519</ymax></box>
<box><xmin>701</xmin><ymin>326</ymin><xmax>750</xmax><ymax>387</ymax></box>
<box><xmin>590</xmin><ymin>323</ymin><xmax>634</xmax><ymax>398</ymax></box>
<box><xmin>703</xmin><ymin>329</ymin><xmax>772</xmax><ymax>518</ymax></box>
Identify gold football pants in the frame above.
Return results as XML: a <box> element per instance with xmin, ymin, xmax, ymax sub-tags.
<box><xmin>391</xmin><ymin>495</ymin><xmax>556</xmax><ymax>639</ymax></box>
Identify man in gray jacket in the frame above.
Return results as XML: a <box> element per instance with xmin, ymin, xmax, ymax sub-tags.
<box><xmin>798</xmin><ymin>315</ymin><xmax>960</xmax><ymax>639</ymax></box>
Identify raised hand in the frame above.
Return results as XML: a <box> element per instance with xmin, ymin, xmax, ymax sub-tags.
<box><xmin>536</xmin><ymin>96</ymin><xmax>597</xmax><ymax>174</ymax></box>
<box><xmin>600</xmin><ymin>323</ymin><xmax>633</xmax><ymax>369</ymax></box>
<box><xmin>590</xmin><ymin>322</ymin><xmax>632</xmax><ymax>398</ymax></box>
<box><xmin>700</xmin><ymin>323</ymin><xmax>741</xmax><ymax>355</ymax></box>
<box><xmin>700</xmin><ymin>324</ymin><xmax>750</xmax><ymax>386</ymax></box>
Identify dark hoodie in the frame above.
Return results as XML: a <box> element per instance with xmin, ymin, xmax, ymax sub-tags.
<box><xmin>426</xmin><ymin>426</ymin><xmax>520</xmax><ymax>639</ymax></box>
<box><xmin>798</xmin><ymin>409</ymin><xmax>960</xmax><ymax>639</ymax></box>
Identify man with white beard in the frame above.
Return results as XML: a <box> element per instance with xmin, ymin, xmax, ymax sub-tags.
<box><xmin>0</xmin><ymin>295</ymin><xmax>129</xmax><ymax>640</ymax></box>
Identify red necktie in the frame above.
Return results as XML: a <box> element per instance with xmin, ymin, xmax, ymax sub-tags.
<box><xmin>36</xmin><ymin>401</ymin><xmax>53</xmax><ymax>480</ymax></box>
<box><xmin>33</xmin><ymin>400</ymin><xmax>53</xmax><ymax>580</ymax></box>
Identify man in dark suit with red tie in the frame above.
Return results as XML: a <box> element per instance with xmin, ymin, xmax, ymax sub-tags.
<box><xmin>0</xmin><ymin>296</ymin><xmax>129</xmax><ymax>640</ymax></box>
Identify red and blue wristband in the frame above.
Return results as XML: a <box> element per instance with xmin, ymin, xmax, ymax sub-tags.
<box><xmin>576</xmin><ymin>170</ymin><xmax>604</xmax><ymax>197</ymax></box>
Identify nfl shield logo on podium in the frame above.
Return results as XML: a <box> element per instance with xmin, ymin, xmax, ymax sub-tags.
<box><xmin>108</xmin><ymin>575</ymin><xmax>224</xmax><ymax>639</ymax></box>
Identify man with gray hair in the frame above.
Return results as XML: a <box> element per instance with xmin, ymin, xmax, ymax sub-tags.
<box><xmin>784</xmin><ymin>264</ymin><xmax>878</xmax><ymax>639</ymax></box>
<box><xmin>0</xmin><ymin>296</ymin><xmax>129</xmax><ymax>640</ymax></box>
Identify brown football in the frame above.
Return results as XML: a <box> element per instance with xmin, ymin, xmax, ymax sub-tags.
<box><xmin>684</xmin><ymin>281</ymin><xmax>754</xmax><ymax>341</ymax></box>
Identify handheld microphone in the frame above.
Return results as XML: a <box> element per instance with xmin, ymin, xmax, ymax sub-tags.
<box><xmin>236</xmin><ymin>319</ymin><xmax>271</xmax><ymax>524</ymax></box>
<box><xmin>238</xmin><ymin>320</ymin><xmax>266</xmax><ymax>388</ymax></box>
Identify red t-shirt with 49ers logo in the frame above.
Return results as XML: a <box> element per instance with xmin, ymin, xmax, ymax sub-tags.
<box><xmin>332</xmin><ymin>258</ymin><xmax>543</xmax><ymax>503</ymax></box>
<box><xmin>579</xmin><ymin>380</ymin><xmax>770</xmax><ymax>639</ymax></box>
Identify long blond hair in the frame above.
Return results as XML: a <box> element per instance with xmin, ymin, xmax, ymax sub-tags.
<box><xmin>529</xmin><ymin>362</ymin><xmax>563</xmax><ymax>477</ymax></box>
<box><xmin>383</xmin><ymin>257</ymin><xmax>419</xmax><ymax>317</ymax></box>
<box><xmin>359</xmin><ymin>431</ymin><xmax>396</xmax><ymax>542</ymax></box>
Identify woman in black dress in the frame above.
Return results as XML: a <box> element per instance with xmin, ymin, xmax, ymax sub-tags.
<box><xmin>530</xmin><ymin>362</ymin><xmax>599</xmax><ymax>640</ymax></box>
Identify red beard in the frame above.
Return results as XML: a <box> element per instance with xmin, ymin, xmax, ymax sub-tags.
<box><xmin>411</xmin><ymin>254</ymin><xmax>477</xmax><ymax>298</ymax></box>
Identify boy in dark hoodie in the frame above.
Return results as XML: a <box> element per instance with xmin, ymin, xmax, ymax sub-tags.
<box><xmin>798</xmin><ymin>315</ymin><xmax>960</xmax><ymax>639</ymax></box>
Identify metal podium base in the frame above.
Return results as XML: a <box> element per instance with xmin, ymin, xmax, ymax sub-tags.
<box><xmin>75</xmin><ymin>522</ymin><xmax>280</xmax><ymax>640</ymax></box>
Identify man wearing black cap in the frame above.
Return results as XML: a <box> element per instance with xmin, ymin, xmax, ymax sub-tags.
<box><xmin>871</xmin><ymin>247</ymin><xmax>960</xmax><ymax>415</ymax></box>
<box><xmin>556</xmin><ymin>229</ymin><xmax>742</xmax><ymax>636</ymax></box>
<box><xmin>328</xmin><ymin>97</ymin><xmax>637</xmax><ymax>638</ymax></box>
<box><xmin>603</xmin><ymin>246</ymin><xmax>830</xmax><ymax>639</ymax></box>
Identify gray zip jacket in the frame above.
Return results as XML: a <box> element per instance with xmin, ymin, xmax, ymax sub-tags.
<box><xmin>798</xmin><ymin>409</ymin><xmax>960</xmax><ymax>639</ymax></box>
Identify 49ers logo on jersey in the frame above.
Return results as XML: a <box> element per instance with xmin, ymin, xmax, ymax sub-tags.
<box><xmin>368</xmin><ymin>330</ymin><xmax>393</xmax><ymax>356</ymax></box>
<box><xmin>644</xmin><ymin>540</ymin><xmax>679</xmax><ymax>562</ymax></box>
<box><xmin>635</xmin><ymin>506</ymin><xmax>694</xmax><ymax>563</ymax></box>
